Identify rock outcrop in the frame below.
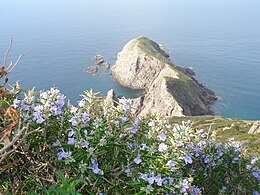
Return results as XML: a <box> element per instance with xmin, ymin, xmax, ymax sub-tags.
<box><xmin>111</xmin><ymin>36</ymin><xmax>217</xmax><ymax>117</ymax></box>
<box><xmin>248</xmin><ymin>122</ymin><xmax>260</xmax><ymax>134</ymax></box>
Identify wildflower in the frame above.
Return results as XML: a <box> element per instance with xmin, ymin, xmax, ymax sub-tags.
<box><xmin>246</xmin><ymin>164</ymin><xmax>252</xmax><ymax>170</ymax></box>
<box><xmin>180</xmin><ymin>179</ymin><xmax>190</xmax><ymax>193</ymax></box>
<box><xmin>157</xmin><ymin>133</ymin><xmax>166</xmax><ymax>141</ymax></box>
<box><xmin>204</xmin><ymin>156</ymin><xmax>210</xmax><ymax>164</ymax></box>
<box><xmin>166</xmin><ymin>160</ymin><xmax>176</xmax><ymax>168</ymax></box>
<box><xmin>252</xmin><ymin>171</ymin><xmax>260</xmax><ymax>180</ymax></box>
<box><xmin>68</xmin><ymin>137</ymin><xmax>75</xmax><ymax>145</ymax></box>
<box><xmin>134</xmin><ymin>154</ymin><xmax>142</xmax><ymax>164</ymax></box>
<box><xmin>113</xmin><ymin>120</ymin><xmax>120</xmax><ymax>125</ymax></box>
<box><xmin>82</xmin><ymin>112</ymin><xmax>90</xmax><ymax>122</ymax></box>
<box><xmin>70</xmin><ymin>116</ymin><xmax>78</xmax><ymax>126</ymax></box>
<box><xmin>155</xmin><ymin>174</ymin><xmax>164</xmax><ymax>186</ymax></box>
<box><xmin>185</xmin><ymin>155</ymin><xmax>193</xmax><ymax>164</ymax></box>
<box><xmin>251</xmin><ymin>158</ymin><xmax>258</xmax><ymax>165</ymax></box>
<box><xmin>78</xmin><ymin>100</ymin><xmax>85</xmax><ymax>107</ymax></box>
<box><xmin>70</xmin><ymin>106</ymin><xmax>78</xmax><ymax>113</ymax></box>
<box><xmin>147</xmin><ymin>172</ymin><xmax>155</xmax><ymax>184</ymax></box>
<box><xmin>68</xmin><ymin>129</ymin><xmax>75</xmax><ymax>137</ymax></box>
<box><xmin>12</xmin><ymin>99</ymin><xmax>20</xmax><ymax>108</ymax></box>
<box><xmin>91</xmin><ymin>158</ymin><xmax>104</xmax><ymax>175</ymax></box>
<box><xmin>192</xmin><ymin>186</ymin><xmax>201</xmax><ymax>195</ymax></box>
<box><xmin>130</xmin><ymin>126</ymin><xmax>138</xmax><ymax>134</ymax></box>
<box><xmin>82</xmin><ymin>140</ymin><xmax>89</xmax><ymax>148</ymax></box>
<box><xmin>253</xmin><ymin>191</ymin><xmax>260</xmax><ymax>195</ymax></box>
<box><xmin>176</xmin><ymin>141</ymin><xmax>184</xmax><ymax>147</ymax></box>
<box><xmin>139</xmin><ymin>172</ymin><xmax>147</xmax><ymax>180</ymax></box>
<box><xmin>57</xmin><ymin>148</ymin><xmax>72</xmax><ymax>160</ymax></box>
<box><xmin>158</xmin><ymin>143</ymin><xmax>168</xmax><ymax>153</ymax></box>
<box><xmin>232</xmin><ymin>156</ymin><xmax>239</xmax><ymax>164</ymax></box>
<box><xmin>121</xmin><ymin>116</ymin><xmax>128</xmax><ymax>122</ymax></box>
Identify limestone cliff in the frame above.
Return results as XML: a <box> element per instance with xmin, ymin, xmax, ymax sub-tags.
<box><xmin>111</xmin><ymin>36</ymin><xmax>217</xmax><ymax>117</ymax></box>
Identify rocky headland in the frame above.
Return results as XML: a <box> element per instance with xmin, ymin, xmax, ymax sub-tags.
<box><xmin>110</xmin><ymin>36</ymin><xmax>217</xmax><ymax>117</ymax></box>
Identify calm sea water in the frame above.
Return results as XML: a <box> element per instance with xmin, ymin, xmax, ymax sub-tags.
<box><xmin>1</xmin><ymin>0</ymin><xmax>260</xmax><ymax>119</ymax></box>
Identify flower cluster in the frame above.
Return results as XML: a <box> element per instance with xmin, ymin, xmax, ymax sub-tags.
<box><xmin>13</xmin><ymin>87</ymin><xmax>65</xmax><ymax>124</ymax></box>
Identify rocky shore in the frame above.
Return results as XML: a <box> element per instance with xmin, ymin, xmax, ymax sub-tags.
<box><xmin>110</xmin><ymin>36</ymin><xmax>217</xmax><ymax>117</ymax></box>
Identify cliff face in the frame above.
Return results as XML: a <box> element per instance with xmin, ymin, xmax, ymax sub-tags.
<box><xmin>111</xmin><ymin>36</ymin><xmax>217</xmax><ymax>117</ymax></box>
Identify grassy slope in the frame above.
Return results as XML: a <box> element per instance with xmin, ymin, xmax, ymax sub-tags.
<box><xmin>168</xmin><ymin>116</ymin><xmax>260</xmax><ymax>154</ymax></box>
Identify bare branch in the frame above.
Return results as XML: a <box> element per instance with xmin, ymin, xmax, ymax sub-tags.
<box><xmin>7</xmin><ymin>54</ymin><xmax>25</xmax><ymax>73</ymax></box>
<box><xmin>3</xmin><ymin>38</ymin><xmax>12</xmax><ymax>67</ymax></box>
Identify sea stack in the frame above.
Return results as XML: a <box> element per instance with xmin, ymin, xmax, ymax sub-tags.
<box><xmin>111</xmin><ymin>36</ymin><xmax>217</xmax><ymax>117</ymax></box>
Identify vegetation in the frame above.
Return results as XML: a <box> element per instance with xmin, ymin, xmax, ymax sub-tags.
<box><xmin>0</xmin><ymin>41</ymin><xmax>259</xmax><ymax>194</ymax></box>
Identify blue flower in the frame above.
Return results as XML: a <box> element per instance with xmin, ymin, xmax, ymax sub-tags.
<box><xmin>70</xmin><ymin>116</ymin><xmax>77</xmax><ymax>126</ymax></box>
<box><xmin>176</xmin><ymin>141</ymin><xmax>184</xmax><ymax>147</ymax></box>
<box><xmin>121</xmin><ymin>116</ymin><xmax>128</xmax><ymax>122</ymax></box>
<box><xmin>185</xmin><ymin>155</ymin><xmax>193</xmax><ymax>164</ymax></box>
<box><xmin>180</xmin><ymin>179</ymin><xmax>190</xmax><ymax>193</ymax></box>
<box><xmin>82</xmin><ymin>112</ymin><xmax>90</xmax><ymax>122</ymax></box>
<box><xmin>158</xmin><ymin>143</ymin><xmax>168</xmax><ymax>153</ymax></box>
<box><xmin>91</xmin><ymin>158</ymin><xmax>104</xmax><ymax>175</ymax></box>
<box><xmin>166</xmin><ymin>160</ymin><xmax>176</xmax><ymax>168</ymax></box>
<box><xmin>57</xmin><ymin>148</ymin><xmax>72</xmax><ymax>160</ymax></box>
<box><xmin>252</xmin><ymin>171</ymin><xmax>260</xmax><ymax>180</ymax></box>
<box><xmin>204</xmin><ymin>156</ymin><xmax>210</xmax><ymax>164</ymax></box>
<box><xmin>68</xmin><ymin>129</ymin><xmax>75</xmax><ymax>137</ymax></box>
<box><xmin>155</xmin><ymin>174</ymin><xmax>164</xmax><ymax>186</ymax></box>
<box><xmin>192</xmin><ymin>186</ymin><xmax>201</xmax><ymax>195</ymax></box>
<box><xmin>134</xmin><ymin>154</ymin><xmax>142</xmax><ymax>164</ymax></box>
<box><xmin>68</xmin><ymin>138</ymin><xmax>75</xmax><ymax>145</ymax></box>
<box><xmin>82</xmin><ymin>140</ymin><xmax>89</xmax><ymax>148</ymax></box>
<box><xmin>157</xmin><ymin>133</ymin><xmax>166</xmax><ymax>141</ymax></box>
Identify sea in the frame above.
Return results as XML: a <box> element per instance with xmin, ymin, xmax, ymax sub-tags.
<box><xmin>1</xmin><ymin>0</ymin><xmax>260</xmax><ymax>120</ymax></box>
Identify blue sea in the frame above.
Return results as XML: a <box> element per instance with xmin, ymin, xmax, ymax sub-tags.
<box><xmin>1</xmin><ymin>0</ymin><xmax>260</xmax><ymax>119</ymax></box>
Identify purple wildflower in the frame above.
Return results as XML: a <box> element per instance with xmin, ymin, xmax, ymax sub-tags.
<box><xmin>82</xmin><ymin>140</ymin><xmax>89</xmax><ymax>148</ymax></box>
<box><xmin>166</xmin><ymin>160</ymin><xmax>176</xmax><ymax>168</ymax></box>
<box><xmin>68</xmin><ymin>137</ymin><xmax>75</xmax><ymax>145</ymax></box>
<box><xmin>156</xmin><ymin>174</ymin><xmax>164</xmax><ymax>186</ymax></box>
<box><xmin>158</xmin><ymin>143</ymin><xmax>168</xmax><ymax>153</ymax></box>
<box><xmin>70</xmin><ymin>116</ymin><xmax>77</xmax><ymax>126</ymax></box>
<box><xmin>91</xmin><ymin>158</ymin><xmax>104</xmax><ymax>175</ymax></box>
<box><xmin>134</xmin><ymin>154</ymin><xmax>142</xmax><ymax>164</ymax></box>
<box><xmin>57</xmin><ymin>148</ymin><xmax>71</xmax><ymax>160</ymax></box>
<box><xmin>252</xmin><ymin>171</ymin><xmax>260</xmax><ymax>180</ymax></box>
<box><xmin>192</xmin><ymin>187</ymin><xmax>201</xmax><ymax>195</ymax></box>
<box><xmin>204</xmin><ymin>156</ymin><xmax>210</xmax><ymax>164</ymax></box>
<box><xmin>185</xmin><ymin>155</ymin><xmax>193</xmax><ymax>164</ymax></box>
<box><xmin>157</xmin><ymin>133</ymin><xmax>166</xmax><ymax>141</ymax></box>
<box><xmin>176</xmin><ymin>141</ymin><xmax>184</xmax><ymax>147</ymax></box>
<box><xmin>121</xmin><ymin>116</ymin><xmax>128</xmax><ymax>122</ymax></box>
<box><xmin>180</xmin><ymin>179</ymin><xmax>190</xmax><ymax>193</ymax></box>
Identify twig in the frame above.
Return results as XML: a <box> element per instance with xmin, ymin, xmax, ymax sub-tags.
<box><xmin>6</xmin><ymin>54</ymin><xmax>25</xmax><ymax>73</ymax></box>
<box><xmin>3</xmin><ymin>38</ymin><xmax>12</xmax><ymax>67</ymax></box>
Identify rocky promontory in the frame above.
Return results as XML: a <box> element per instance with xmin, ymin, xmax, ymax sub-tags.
<box><xmin>111</xmin><ymin>36</ymin><xmax>217</xmax><ymax>117</ymax></box>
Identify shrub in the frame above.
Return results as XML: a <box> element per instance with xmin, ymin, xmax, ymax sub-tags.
<box><xmin>1</xmin><ymin>86</ymin><xmax>259</xmax><ymax>194</ymax></box>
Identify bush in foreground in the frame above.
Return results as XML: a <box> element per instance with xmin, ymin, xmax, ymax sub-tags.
<box><xmin>0</xmin><ymin>86</ymin><xmax>259</xmax><ymax>194</ymax></box>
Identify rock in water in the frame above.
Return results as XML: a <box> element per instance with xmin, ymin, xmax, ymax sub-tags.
<box><xmin>84</xmin><ymin>66</ymin><xmax>98</xmax><ymax>74</ymax></box>
<box><xmin>111</xmin><ymin>36</ymin><xmax>217</xmax><ymax>117</ymax></box>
